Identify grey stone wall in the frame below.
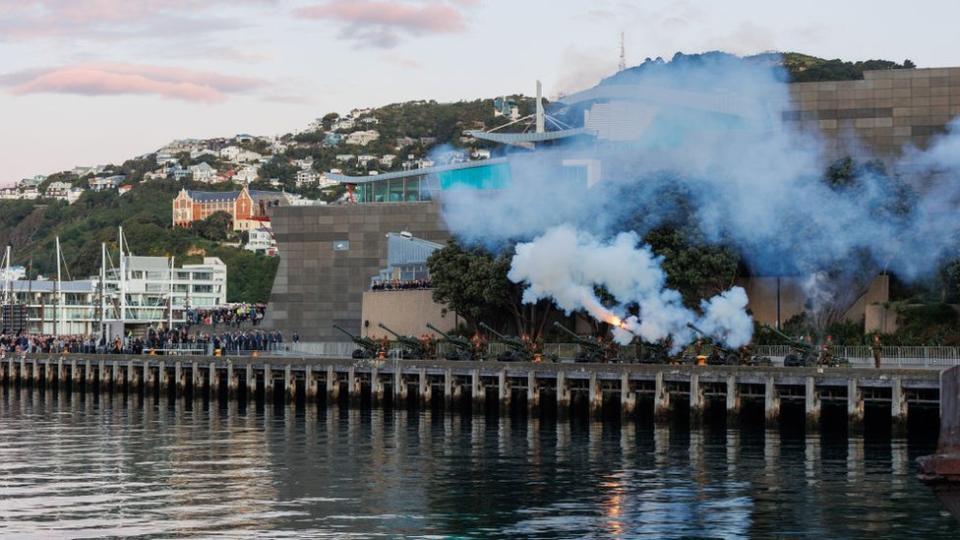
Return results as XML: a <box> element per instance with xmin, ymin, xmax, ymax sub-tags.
<box><xmin>786</xmin><ymin>67</ymin><xmax>960</xmax><ymax>158</ymax></box>
<box><xmin>263</xmin><ymin>202</ymin><xmax>448</xmax><ymax>341</ymax></box>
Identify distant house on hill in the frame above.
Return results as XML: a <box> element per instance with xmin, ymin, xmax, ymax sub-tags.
<box><xmin>188</xmin><ymin>162</ymin><xmax>217</xmax><ymax>183</ymax></box>
<box><xmin>18</xmin><ymin>175</ymin><xmax>46</xmax><ymax>189</ymax></box>
<box><xmin>345</xmin><ymin>130</ymin><xmax>380</xmax><ymax>146</ymax></box>
<box><xmin>88</xmin><ymin>175</ymin><xmax>125</xmax><ymax>191</ymax></box>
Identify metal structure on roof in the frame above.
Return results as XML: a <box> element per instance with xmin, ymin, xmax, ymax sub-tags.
<box><xmin>385</xmin><ymin>232</ymin><xmax>443</xmax><ymax>267</ymax></box>
<box><xmin>466</xmin><ymin>80</ymin><xmax>596</xmax><ymax>148</ymax></box>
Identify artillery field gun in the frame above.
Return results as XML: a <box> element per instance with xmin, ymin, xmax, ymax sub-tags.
<box><xmin>333</xmin><ymin>324</ymin><xmax>383</xmax><ymax>359</ymax></box>
<box><xmin>686</xmin><ymin>323</ymin><xmax>772</xmax><ymax>366</ymax></box>
<box><xmin>378</xmin><ymin>323</ymin><xmax>427</xmax><ymax>359</ymax></box>
<box><xmin>426</xmin><ymin>323</ymin><xmax>475</xmax><ymax>361</ymax></box>
<box><xmin>552</xmin><ymin>322</ymin><xmax>618</xmax><ymax>363</ymax></box>
<box><xmin>763</xmin><ymin>324</ymin><xmax>848</xmax><ymax>367</ymax></box>
<box><xmin>479</xmin><ymin>322</ymin><xmax>536</xmax><ymax>362</ymax></box>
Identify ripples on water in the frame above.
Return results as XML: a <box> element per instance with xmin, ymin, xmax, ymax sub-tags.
<box><xmin>0</xmin><ymin>388</ymin><xmax>956</xmax><ymax>539</ymax></box>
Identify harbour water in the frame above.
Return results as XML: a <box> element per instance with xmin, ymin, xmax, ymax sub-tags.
<box><xmin>0</xmin><ymin>388</ymin><xmax>956</xmax><ymax>538</ymax></box>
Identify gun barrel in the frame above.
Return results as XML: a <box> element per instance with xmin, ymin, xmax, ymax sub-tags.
<box><xmin>377</xmin><ymin>322</ymin><xmax>402</xmax><ymax>339</ymax></box>
<box><xmin>332</xmin><ymin>324</ymin><xmax>356</xmax><ymax>339</ymax></box>
<box><xmin>552</xmin><ymin>321</ymin><xmax>580</xmax><ymax>339</ymax></box>
<box><xmin>686</xmin><ymin>322</ymin><xmax>706</xmax><ymax>336</ymax></box>
<box><xmin>425</xmin><ymin>323</ymin><xmax>450</xmax><ymax>339</ymax></box>
<box><xmin>479</xmin><ymin>322</ymin><xmax>506</xmax><ymax>340</ymax></box>
<box><xmin>763</xmin><ymin>324</ymin><xmax>804</xmax><ymax>345</ymax></box>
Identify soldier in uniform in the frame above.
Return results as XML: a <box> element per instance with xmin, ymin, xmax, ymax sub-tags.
<box><xmin>819</xmin><ymin>335</ymin><xmax>834</xmax><ymax>366</ymax></box>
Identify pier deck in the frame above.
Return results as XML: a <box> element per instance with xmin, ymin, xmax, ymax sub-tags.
<box><xmin>0</xmin><ymin>354</ymin><xmax>941</xmax><ymax>429</ymax></box>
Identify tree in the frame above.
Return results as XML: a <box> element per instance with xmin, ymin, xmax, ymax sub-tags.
<box><xmin>321</xmin><ymin>112</ymin><xmax>340</xmax><ymax>130</ymax></box>
<box><xmin>427</xmin><ymin>240</ymin><xmax>555</xmax><ymax>340</ymax></box>
<box><xmin>643</xmin><ymin>226</ymin><xmax>741</xmax><ymax>307</ymax></box>
<box><xmin>191</xmin><ymin>211</ymin><xmax>233</xmax><ymax>242</ymax></box>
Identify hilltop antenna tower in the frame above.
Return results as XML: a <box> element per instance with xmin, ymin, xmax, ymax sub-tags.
<box><xmin>618</xmin><ymin>32</ymin><xmax>627</xmax><ymax>72</ymax></box>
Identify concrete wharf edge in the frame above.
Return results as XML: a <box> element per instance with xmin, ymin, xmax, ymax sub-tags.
<box><xmin>0</xmin><ymin>353</ymin><xmax>942</xmax><ymax>429</ymax></box>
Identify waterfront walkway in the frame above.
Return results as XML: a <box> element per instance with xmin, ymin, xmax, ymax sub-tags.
<box><xmin>0</xmin><ymin>354</ymin><xmax>942</xmax><ymax>431</ymax></box>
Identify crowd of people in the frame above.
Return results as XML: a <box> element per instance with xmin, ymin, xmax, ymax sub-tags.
<box><xmin>370</xmin><ymin>279</ymin><xmax>432</xmax><ymax>292</ymax></box>
<box><xmin>0</xmin><ymin>329</ymin><xmax>286</xmax><ymax>356</ymax></box>
<box><xmin>0</xmin><ymin>304</ymin><xmax>283</xmax><ymax>357</ymax></box>
<box><xmin>185</xmin><ymin>304</ymin><xmax>267</xmax><ymax>328</ymax></box>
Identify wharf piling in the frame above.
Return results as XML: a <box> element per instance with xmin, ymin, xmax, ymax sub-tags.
<box><xmin>0</xmin><ymin>354</ymin><xmax>944</xmax><ymax>431</ymax></box>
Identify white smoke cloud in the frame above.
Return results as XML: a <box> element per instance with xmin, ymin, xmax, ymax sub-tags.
<box><xmin>441</xmin><ymin>53</ymin><xmax>960</xmax><ymax>333</ymax></box>
<box><xmin>507</xmin><ymin>225</ymin><xmax>753</xmax><ymax>348</ymax></box>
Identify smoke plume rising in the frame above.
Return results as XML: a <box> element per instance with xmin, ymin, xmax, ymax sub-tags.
<box><xmin>441</xmin><ymin>52</ymin><xmax>960</xmax><ymax>346</ymax></box>
<box><xmin>507</xmin><ymin>225</ymin><xmax>753</xmax><ymax>348</ymax></box>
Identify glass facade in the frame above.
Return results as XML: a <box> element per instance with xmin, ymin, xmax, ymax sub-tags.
<box><xmin>353</xmin><ymin>162</ymin><xmax>509</xmax><ymax>204</ymax></box>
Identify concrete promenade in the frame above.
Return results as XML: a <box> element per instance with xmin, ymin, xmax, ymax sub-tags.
<box><xmin>0</xmin><ymin>354</ymin><xmax>941</xmax><ymax>429</ymax></box>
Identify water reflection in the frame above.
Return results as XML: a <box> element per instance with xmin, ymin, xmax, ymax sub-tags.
<box><xmin>0</xmin><ymin>388</ymin><xmax>955</xmax><ymax>538</ymax></box>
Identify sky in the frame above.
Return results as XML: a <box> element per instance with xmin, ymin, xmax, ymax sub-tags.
<box><xmin>1</xmin><ymin>0</ymin><xmax>959</xmax><ymax>186</ymax></box>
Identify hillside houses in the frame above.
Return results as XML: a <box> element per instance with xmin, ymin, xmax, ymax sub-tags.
<box><xmin>219</xmin><ymin>146</ymin><xmax>262</xmax><ymax>163</ymax></box>
<box><xmin>232</xmin><ymin>165</ymin><xmax>260</xmax><ymax>185</ymax></box>
<box><xmin>188</xmin><ymin>162</ymin><xmax>217</xmax><ymax>183</ymax></box>
<box><xmin>345</xmin><ymin>130</ymin><xmax>379</xmax><ymax>146</ymax></box>
<box><xmin>88</xmin><ymin>175</ymin><xmax>125</xmax><ymax>191</ymax></box>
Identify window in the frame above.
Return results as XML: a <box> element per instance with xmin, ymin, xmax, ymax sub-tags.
<box><xmin>333</xmin><ymin>240</ymin><xmax>349</xmax><ymax>251</ymax></box>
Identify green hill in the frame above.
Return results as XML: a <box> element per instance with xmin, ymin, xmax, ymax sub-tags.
<box><xmin>0</xmin><ymin>180</ymin><xmax>278</xmax><ymax>303</ymax></box>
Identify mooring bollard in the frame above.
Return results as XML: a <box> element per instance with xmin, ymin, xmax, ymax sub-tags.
<box><xmin>305</xmin><ymin>364</ymin><xmax>318</xmax><ymax>403</ymax></box>
<box><xmin>805</xmin><ymin>376</ymin><xmax>820</xmax><ymax>429</ymax></box>
<box><xmin>246</xmin><ymin>364</ymin><xmax>256</xmax><ymax>401</ymax></box>
<box><xmin>285</xmin><ymin>365</ymin><xmax>295</xmax><ymax>403</ymax></box>
<box><xmin>370</xmin><ymin>366</ymin><xmax>383</xmax><ymax>405</ymax></box>
<box><xmin>326</xmin><ymin>365</ymin><xmax>338</xmax><ymax>403</ymax></box>
<box><xmin>58</xmin><ymin>357</ymin><xmax>67</xmax><ymax>389</ymax></box>
<box><xmin>98</xmin><ymin>361</ymin><xmax>108</xmax><ymax>392</ymax></box>
<box><xmin>348</xmin><ymin>367</ymin><xmax>360</xmax><ymax>405</ymax></box>
<box><xmin>190</xmin><ymin>361</ymin><xmax>200</xmax><ymax>395</ymax></box>
<box><xmin>128</xmin><ymin>360</ymin><xmax>137</xmax><ymax>393</ymax></box>
<box><xmin>588</xmin><ymin>371</ymin><xmax>602</xmax><ymax>417</ymax></box>
<box><xmin>726</xmin><ymin>375</ymin><xmax>740</xmax><ymax>422</ymax></box>
<box><xmin>174</xmin><ymin>361</ymin><xmax>184</xmax><ymax>397</ymax></box>
<box><xmin>113</xmin><ymin>360</ymin><xmax>123</xmax><ymax>391</ymax></box>
<box><xmin>689</xmin><ymin>373</ymin><xmax>704</xmax><ymax>424</ymax></box>
<box><xmin>654</xmin><ymin>371</ymin><xmax>671</xmax><ymax>422</ymax></box>
<box><xmin>444</xmin><ymin>368</ymin><xmax>454</xmax><ymax>408</ymax></box>
<box><xmin>227</xmin><ymin>362</ymin><xmax>237</xmax><ymax>398</ymax></box>
<box><xmin>84</xmin><ymin>360</ymin><xmax>94</xmax><ymax>392</ymax></box>
<box><xmin>158</xmin><ymin>361</ymin><xmax>168</xmax><ymax>394</ymax></box>
<box><xmin>209</xmin><ymin>361</ymin><xmax>219</xmax><ymax>397</ymax></box>
<box><xmin>620</xmin><ymin>372</ymin><xmax>636</xmax><ymax>417</ymax></box>
<box><xmin>466</xmin><ymin>368</ymin><xmax>481</xmax><ymax>411</ymax></box>
<box><xmin>764</xmin><ymin>377</ymin><xmax>780</xmax><ymax>427</ymax></box>
<box><xmin>556</xmin><ymin>371</ymin><xmax>570</xmax><ymax>415</ymax></box>
<box><xmin>70</xmin><ymin>358</ymin><xmax>80</xmax><ymax>388</ymax></box>
<box><xmin>891</xmin><ymin>377</ymin><xmax>908</xmax><ymax>431</ymax></box>
<box><xmin>498</xmin><ymin>369</ymin><xmax>510</xmax><ymax>412</ymax></box>
<box><xmin>46</xmin><ymin>359</ymin><xmax>56</xmax><ymax>388</ymax></box>
<box><xmin>847</xmin><ymin>379</ymin><xmax>864</xmax><ymax>429</ymax></box>
<box><xmin>418</xmin><ymin>368</ymin><xmax>430</xmax><ymax>406</ymax></box>
<box><xmin>394</xmin><ymin>365</ymin><xmax>406</xmax><ymax>404</ymax></box>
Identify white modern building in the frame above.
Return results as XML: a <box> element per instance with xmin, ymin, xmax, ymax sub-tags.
<box><xmin>245</xmin><ymin>228</ymin><xmax>278</xmax><ymax>256</ymax></box>
<box><xmin>0</xmin><ymin>236</ymin><xmax>227</xmax><ymax>336</ymax></box>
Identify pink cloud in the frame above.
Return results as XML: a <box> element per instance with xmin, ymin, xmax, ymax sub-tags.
<box><xmin>1</xmin><ymin>63</ymin><xmax>263</xmax><ymax>103</ymax></box>
<box><xmin>297</xmin><ymin>0</ymin><xmax>470</xmax><ymax>48</ymax></box>
<box><xmin>0</xmin><ymin>0</ymin><xmax>270</xmax><ymax>41</ymax></box>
